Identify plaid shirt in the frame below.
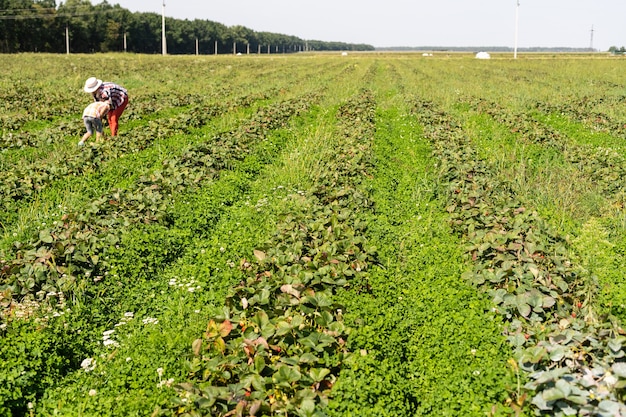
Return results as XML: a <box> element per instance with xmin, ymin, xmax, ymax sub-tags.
<box><xmin>93</xmin><ymin>82</ymin><xmax>128</xmax><ymax>110</ymax></box>
<box><xmin>82</xmin><ymin>101</ymin><xmax>110</xmax><ymax>119</ymax></box>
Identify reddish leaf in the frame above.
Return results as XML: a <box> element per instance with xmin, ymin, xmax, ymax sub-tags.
<box><xmin>219</xmin><ymin>320</ymin><xmax>233</xmax><ymax>337</ymax></box>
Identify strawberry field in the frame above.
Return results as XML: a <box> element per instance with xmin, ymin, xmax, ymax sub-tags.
<box><xmin>2</xmin><ymin>52</ymin><xmax>626</xmax><ymax>416</ymax></box>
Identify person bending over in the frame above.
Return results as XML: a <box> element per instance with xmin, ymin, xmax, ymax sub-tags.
<box><xmin>83</xmin><ymin>77</ymin><xmax>129</xmax><ymax>137</ymax></box>
<box><xmin>79</xmin><ymin>101</ymin><xmax>110</xmax><ymax>146</ymax></box>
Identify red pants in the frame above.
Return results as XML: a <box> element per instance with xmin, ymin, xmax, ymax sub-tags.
<box><xmin>108</xmin><ymin>97</ymin><xmax>128</xmax><ymax>136</ymax></box>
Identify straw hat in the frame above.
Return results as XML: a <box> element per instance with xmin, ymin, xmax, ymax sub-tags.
<box><xmin>83</xmin><ymin>77</ymin><xmax>103</xmax><ymax>93</ymax></box>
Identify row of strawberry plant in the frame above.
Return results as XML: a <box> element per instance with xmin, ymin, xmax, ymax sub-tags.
<box><xmin>533</xmin><ymin>96</ymin><xmax>626</xmax><ymax>142</ymax></box>
<box><xmin>0</xmin><ymin>88</ymin><xmax>76</xmax><ymax>131</ymax></box>
<box><xmin>165</xmin><ymin>89</ymin><xmax>377</xmax><ymax>417</ymax></box>
<box><xmin>411</xmin><ymin>97</ymin><xmax>626</xmax><ymax>416</ymax></box>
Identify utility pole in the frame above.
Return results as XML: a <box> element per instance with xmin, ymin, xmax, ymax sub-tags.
<box><xmin>65</xmin><ymin>24</ymin><xmax>70</xmax><ymax>54</ymax></box>
<box><xmin>589</xmin><ymin>24</ymin><xmax>595</xmax><ymax>51</ymax></box>
<box><xmin>161</xmin><ymin>1</ymin><xmax>167</xmax><ymax>55</ymax></box>
<box><xmin>514</xmin><ymin>0</ymin><xmax>520</xmax><ymax>59</ymax></box>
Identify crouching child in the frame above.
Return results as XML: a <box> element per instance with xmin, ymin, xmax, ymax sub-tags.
<box><xmin>79</xmin><ymin>101</ymin><xmax>110</xmax><ymax>146</ymax></box>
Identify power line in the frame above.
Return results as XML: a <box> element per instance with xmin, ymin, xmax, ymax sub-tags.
<box><xmin>0</xmin><ymin>8</ymin><xmax>117</xmax><ymax>20</ymax></box>
<box><xmin>0</xmin><ymin>5</ymin><xmax>116</xmax><ymax>13</ymax></box>
<box><xmin>514</xmin><ymin>0</ymin><xmax>520</xmax><ymax>59</ymax></box>
<box><xmin>0</xmin><ymin>7</ymin><xmax>56</xmax><ymax>13</ymax></box>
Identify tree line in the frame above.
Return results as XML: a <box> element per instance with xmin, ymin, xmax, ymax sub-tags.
<box><xmin>0</xmin><ymin>0</ymin><xmax>374</xmax><ymax>54</ymax></box>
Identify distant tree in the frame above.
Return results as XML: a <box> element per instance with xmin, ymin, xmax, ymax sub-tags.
<box><xmin>190</xmin><ymin>19</ymin><xmax>216</xmax><ymax>54</ymax></box>
<box><xmin>164</xmin><ymin>18</ymin><xmax>188</xmax><ymax>54</ymax></box>
<box><xmin>127</xmin><ymin>12</ymin><xmax>160</xmax><ymax>53</ymax></box>
<box><xmin>229</xmin><ymin>25</ymin><xmax>254</xmax><ymax>54</ymax></box>
<box><xmin>0</xmin><ymin>0</ymin><xmax>58</xmax><ymax>52</ymax></box>
<box><xmin>609</xmin><ymin>46</ymin><xmax>626</xmax><ymax>54</ymax></box>
<box><xmin>99</xmin><ymin>6</ymin><xmax>131</xmax><ymax>51</ymax></box>
<box><xmin>57</xmin><ymin>0</ymin><xmax>97</xmax><ymax>52</ymax></box>
<box><xmin>27</xmin><ymin>0</ymin><xmax>58</xmax><ymax>51</ymax></box>
<box><xmin>256</xmin><ymin>31</ymin><xmax>272</xmax><ymax>53</ymax></box>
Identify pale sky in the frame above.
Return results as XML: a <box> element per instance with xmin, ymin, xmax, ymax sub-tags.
<box><xmin>110</xmin><ymin>0</ymin><xmax>625</xmax><ymax>51</ymax></box>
